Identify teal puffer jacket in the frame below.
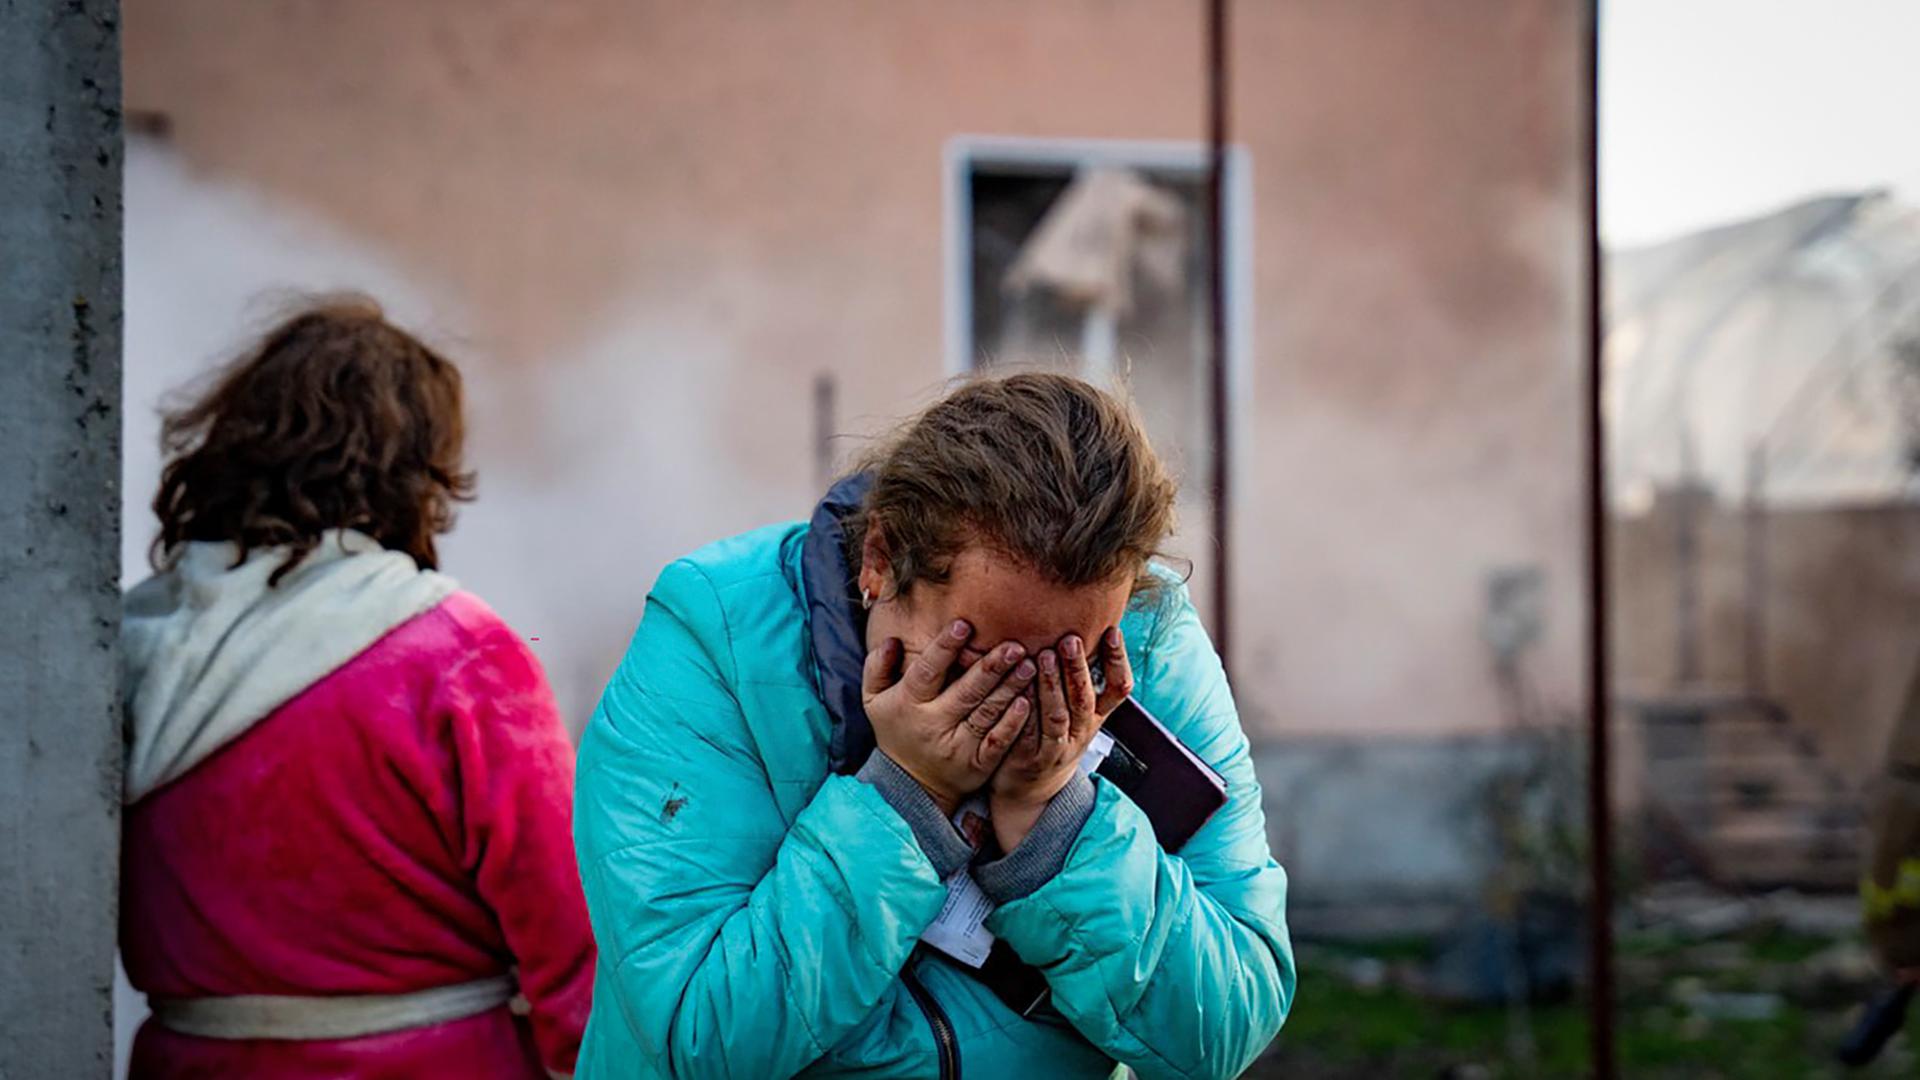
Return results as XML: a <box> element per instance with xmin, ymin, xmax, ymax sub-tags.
<box><xmin>573</xmin><ymin>520</ymin><xmax>1294</xmax><ymax>1079</ymax></box>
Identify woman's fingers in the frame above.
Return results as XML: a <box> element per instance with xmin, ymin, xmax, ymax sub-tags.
<box><xmin>965</xmin><ymin>657</ymin><xmax>1036</xmax><ymax>736</ymax></box>
<box><xmin>904</xmin><ymin>619</ymin><xmax>972</xmax><ymax>702</ymax></box>
<box><xmin>1060</xmin><ymin>634</ymin><xmax>1098</xmax><ymax>738</ymax></box>
<box><xmin>861</xmin><ymin>637</ymin><xmax>903</xmax><ymax>702</ymax></box>
<box><xmin>975</xmin><ymin>694</ymin><xmax>1031</xmax><ymax>770</ymax></box>
<box><xmin>1093</xmin><ymin>626</ymin><xmax>1133</xmax><ymax>716</ymax></box>
<box><xmin>1036</xmin><ymin>649</ymin><xmax>1072</xmax><ymax>752</ymax></box>
<box><xmin>942</xmin><ymin>641</ymin><xmax>1025</xmax><ymax>717</ymax></box>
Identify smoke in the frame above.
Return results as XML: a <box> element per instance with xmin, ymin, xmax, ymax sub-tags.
<box><xmin>124</xmin><ymin>139</ymin><xmax>791</xmax><ymax>730</ymax></box>
<box><xmin>122</xmin><ymin>140</ymin><xmax>456</xmax><ymax>580</ymax></box>
<box><xmin>437</xmin><ymin>299</ymin><xmax>792</xmax><ymax>724</ymax></box>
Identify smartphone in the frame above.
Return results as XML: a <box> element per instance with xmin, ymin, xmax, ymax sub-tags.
<box><xmin>1096</xmin><ymin>695</ymin><xmax>1227</xmax><ymax>852</ymax></box>
<box><xmin>976</xmin><ymin>694</ymin><xmax>1228</xmax><ymax>1019</ymax></box>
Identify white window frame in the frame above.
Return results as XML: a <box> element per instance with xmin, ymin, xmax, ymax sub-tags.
<box><xmin>941</xmin><ymin>134</ymin><xmax>1254</xmax><ymax>417</ymax></box>
<box><xmin>942</xmin><ymin>136</ymin><xmax>1256</xmax><ymax>561</ymax></box>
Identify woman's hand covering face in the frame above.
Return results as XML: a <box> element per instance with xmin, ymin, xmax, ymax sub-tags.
<box><xmin>987</xmin><ymin>626</ymin><xmax>1133</xmax><ymax>850</ymax></box>
<box><xmin>862</xmin><ymin>618</ymin><xmax>1038</xmax><ymax>817</ymax></box>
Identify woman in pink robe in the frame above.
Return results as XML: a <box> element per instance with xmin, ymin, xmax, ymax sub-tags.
<box><xmin>120</xmin><ymin>298</ymin><xmax>594</xmax><ymax>1078</ymax></box>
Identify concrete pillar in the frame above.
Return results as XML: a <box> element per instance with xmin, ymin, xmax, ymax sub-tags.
<box><xmin>0</xmin><ymin>2</ymin><xmax>123</xmax><ymax>1076</ymax></box>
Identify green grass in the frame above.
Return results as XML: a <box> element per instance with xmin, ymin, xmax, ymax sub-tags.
<box><xmin>1742</xmin><ymin>928</ymin><xmax>1841</xmax><ymax>966</ymax></box>
<box><xmin>1251</xmin><ymin>964</ymin><xmax>1588</xmax><ymax>1078</ymax></box>
<box><xmin>1246</xmin><ymin>935</ymin><xmax>1917</xmax><ymax>1079</ymax></box>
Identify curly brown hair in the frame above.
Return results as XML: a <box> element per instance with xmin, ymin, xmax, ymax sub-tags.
<box><xmin>848</xmin><ymin>371</ymin><xmax>1178</xmax><ymax>598</ymax></box>
<box><xmin>151</xmin><ymin>296</ymin><xmax>475</xmax><ymax>584</ymax></box>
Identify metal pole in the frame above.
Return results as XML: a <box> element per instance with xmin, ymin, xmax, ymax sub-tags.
<box><xmin>1205</xmin><ymin>0</ymin><xmax>1232</xmax><ymax>672</ymax></box>
<box><xmin>1675</xmin><ymin>428</ymin><xmax>1702</xmax><ymax>684</ymax></box>
<box><xmin>1743</xmin><ymin>444</ymin><xmax>1768</xmax><ymax>697</ymax></box>
<box><xmin>1581</xmin><ymin>2</ymin><xmax>1617</xmax><ymax>1075</ymax></box>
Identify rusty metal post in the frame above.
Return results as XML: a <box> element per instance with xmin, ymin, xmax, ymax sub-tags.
<box><xmin>1581</xmin><ymin>1</ymin><xmax>1617</xmax><ymax>1075</ymax></box>
<box><xmin>1206</xmin><ymin>0</ymin><xmax>1232</xmax><ymax>673</ymax></box>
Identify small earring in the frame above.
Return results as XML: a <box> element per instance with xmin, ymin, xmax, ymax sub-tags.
<box><xmin>860</xmin><ymin>588</ymin><xmax>875</xmax><ymax>610</ymax></box>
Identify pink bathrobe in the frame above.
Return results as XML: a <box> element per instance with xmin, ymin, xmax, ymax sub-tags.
<box><xmin>121</xmin><ymin>587</ymin><xmax>594</xmax><ymax>1078</ymax></box>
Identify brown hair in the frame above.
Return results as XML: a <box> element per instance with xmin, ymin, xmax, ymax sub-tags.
<box><xmin>151</xmin><ymin>295</ymin><xmax>475</xmax><ymax>583</ymax></box>
<box><xmin>849</xmin><ymin>371</ymin><xmax>1177</xmax><ymax>598</ymax></box>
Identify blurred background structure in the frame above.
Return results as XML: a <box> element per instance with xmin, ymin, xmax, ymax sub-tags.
<box><xmin>1609</xmin><ymin>191</ymin><xmax>1920</xmax><ymax>887</ymax></box>
<box><xmin>1597</xmin><ymin>1</ymin><xmax>1920</xmax><ymax>1076</ymax></box>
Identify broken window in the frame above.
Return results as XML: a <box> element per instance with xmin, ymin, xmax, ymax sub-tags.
<box><xmin>949</xmin><ymin>141</ymin><xmax>1241</xmax><ymax>599</ymax></box>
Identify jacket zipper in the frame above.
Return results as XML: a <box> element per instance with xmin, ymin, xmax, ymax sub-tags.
<box><xmin>901</xmin><ymin>955</ymin><xmax>960</xmax><ymax>1080</ymax></box>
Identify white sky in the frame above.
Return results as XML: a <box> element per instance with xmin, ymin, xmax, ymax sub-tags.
<box><xmin>1600</xmin><ymin>0</ymin><xmax>1920</xmax><ymax>247</ymax></box>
